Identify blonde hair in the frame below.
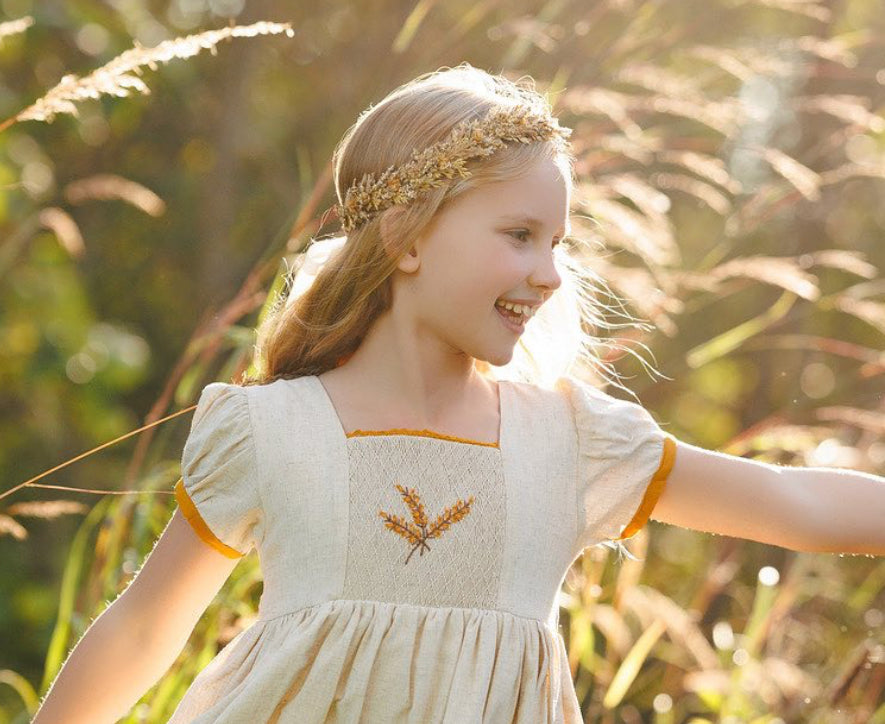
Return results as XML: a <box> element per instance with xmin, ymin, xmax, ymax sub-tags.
<box><xmin>242</xmin><ymin>62</ymin><xmax>654</xmax><ymax>393</ymax></box>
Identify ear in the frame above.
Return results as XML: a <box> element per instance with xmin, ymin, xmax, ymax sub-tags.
<box><xmin>380</xmin><ymin>205</ymin><xmax>421</xmax><ymax>273</ymax></box>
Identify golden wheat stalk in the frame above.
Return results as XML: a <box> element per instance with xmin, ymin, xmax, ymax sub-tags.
<box><xmin>380</xmin><ymin>486</ymin><xmax>476</xmax><ymax>564</ymax></box>
<box><xmin>378</xmin><ymin>512</ymin><xmax>425</xmax><ymax>546</ymax></box>
<box><xmin>394</xmin><ymin>483</ymin><xmax>428</xmax><ymax>527</ymax></box>
<box><xmin>425</xmin><ymin>495</ymin><xmax>475</xmax><ymax>539</ymax></box>
<box><xmin>0</xmin><ymin>20</ymin><xmax>295</xmax><ymax>133</ymax></box>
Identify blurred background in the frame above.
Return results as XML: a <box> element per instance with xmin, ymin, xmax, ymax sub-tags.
<box><xmin>1</xmin><ymin>0</ymin><xmax>884</xmax><ymax>721</ymax></box>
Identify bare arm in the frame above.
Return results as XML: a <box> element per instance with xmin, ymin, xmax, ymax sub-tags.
<box><xmin>32</xmin><ymin>509</ymin><xmax>241</xmax><ymax>723</ymax></box>
<box><xmin>651</xmin><ymin>439</ymin><xmax>885</xmax><ymax>555</ymax></box>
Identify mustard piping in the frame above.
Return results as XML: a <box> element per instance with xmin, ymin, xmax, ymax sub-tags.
<box><xmin>615</xmin><ymin>435</ymin><xmax>677</xmax><ymax>540</ymax></box>
<box><xmin>346</xmin><ymin>428</ymin><xmax>499</xmax><ymax>448</ymax></box>
<box><xmin>174</xmin><ymin>478</ymin><xmax>245</xmax><ymax>559</ymax></box>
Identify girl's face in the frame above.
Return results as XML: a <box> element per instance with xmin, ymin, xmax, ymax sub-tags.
<box><xmin>397</xmin><ymin>154</ymin><xmax>570</xmax><ymax>367</ymax></box>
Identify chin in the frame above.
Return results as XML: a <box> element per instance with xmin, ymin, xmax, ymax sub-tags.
<box><xmin>479</xmin><ymin>347</ymin><xmax>514</xmax><ymax>368</ymax></box>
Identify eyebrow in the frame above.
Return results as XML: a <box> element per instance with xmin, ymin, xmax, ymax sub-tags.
<box><xmin>498</xmin><ymin>214</ymin><xmax>571</xmax><ymax>237</ymax></box>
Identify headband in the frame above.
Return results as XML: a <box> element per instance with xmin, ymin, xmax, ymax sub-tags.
<box><xmin>335</xmin><ymin>104</ymin><xmax>573</xmax><ymax>233</ymax></box>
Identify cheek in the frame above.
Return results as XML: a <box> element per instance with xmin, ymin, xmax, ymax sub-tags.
<box><xmin>428</xmin><ymin>238</ymin><xmax>523</xmax><ymax>306</ymax></box>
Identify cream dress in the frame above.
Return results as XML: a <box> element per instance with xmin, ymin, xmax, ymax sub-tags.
<box><xmin>167</xmin><ymin>374</ymin><xmax>676</xmax><ymax>723</ymax></box>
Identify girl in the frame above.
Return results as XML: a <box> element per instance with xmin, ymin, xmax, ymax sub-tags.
<box><xmin>33</xmin><ymin>62</ymin><xmax>884</xmax><ymax>724</ymax></box>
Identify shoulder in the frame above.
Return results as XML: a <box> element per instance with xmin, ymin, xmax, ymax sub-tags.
<box><xmin>503</xmin><ymin>373</ymin><xmax>601</xmax><ymax>411</ymax></box>
<box><xmin>501</xmin><ymin>376</ymin><xmax>576</xmax><ymax>435</ymax></box>
<box><xmin>552</xmin><ymin>373</ymin><xmax>650</xmax><ymax>414</ymax></box>
<box><xmin>234</xmin><ymin>374</ymin><xmax>317</xmax><ymax>408</ymax></box>
<box><xmin>191</xmin><ymin>381</ymin><xmax>248</xmax><ymax>426</ymax></box>
<box><xmin>503</xmin><ymin>376</ymin><xmax>569</xmax><ymax>405</ymax></box>
<box><xmin>507</xmin><ymin>373</ymin><xmax>660</xmax><ymax>430</ymax></box>
<box><xmin>233</xmin><ymin>375</ymin><xmax>336</xmax><ymax>436</ymax></box>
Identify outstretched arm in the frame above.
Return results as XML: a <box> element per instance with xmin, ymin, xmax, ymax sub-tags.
<box><xmin>32</xmin><ymin>509</ymin><xmax>240</xmax><ymax>723</ymax></box>
<box><xmin>650</xmin><ymin>439</ymin><xmax>885</xmax><ymax>555</ymax></box>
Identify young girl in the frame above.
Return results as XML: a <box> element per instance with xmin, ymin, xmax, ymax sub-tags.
<box><xmin>33</xmin><ymin>62</ymin><xmax>884</xmax><ymax>724</ymax></box>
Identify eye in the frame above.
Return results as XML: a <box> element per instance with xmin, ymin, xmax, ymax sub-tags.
<box><xmin>506</xmin><ymin>229</ymin><xmax>563</xmax><ymax>248</ymax></box>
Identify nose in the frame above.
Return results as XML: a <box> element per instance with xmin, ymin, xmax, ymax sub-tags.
<box><xmin>528</xmin><ymin>247</ymin><xmax>563</xmax><ymax>296</ymax></box>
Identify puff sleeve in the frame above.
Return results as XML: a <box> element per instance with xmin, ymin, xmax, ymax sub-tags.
<box><xmin>173</xmin><ymin>383</ymin><xmax>263</xmax><ymax>558</ymax></box>
<box><xmin>557</xmin><ymin>375</ymin><xmax>677</xmax><ymax>550</ymax></box>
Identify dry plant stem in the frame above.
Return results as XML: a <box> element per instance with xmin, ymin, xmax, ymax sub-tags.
<box><xmin>0</xmin><ymin>407</ymin><xmax>194</xmax><ymax>502</ymax></box>
<box><xmin>405</xmin><ymin>535</ymin><xmax>433</xmax><ymax>564</ymax></box>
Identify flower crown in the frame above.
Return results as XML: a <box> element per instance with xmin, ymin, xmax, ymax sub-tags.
<box><xmin>336</xmin><ymin>104</ymin><xmax>573</xmax><ymax>233</ymax></box>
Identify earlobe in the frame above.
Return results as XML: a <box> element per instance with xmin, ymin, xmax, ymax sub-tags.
<box><xmin>397</xmin><ymin>245</ymin><xmax>420</xmax><ymax>273</ymax></box>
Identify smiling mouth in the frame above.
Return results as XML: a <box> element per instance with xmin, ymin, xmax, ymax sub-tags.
<box><xmin>495</xmin><ymin>304</ymin><xmax>526</xmax><ymax>332</ymax></box>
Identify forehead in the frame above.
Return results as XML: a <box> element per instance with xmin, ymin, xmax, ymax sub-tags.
<box><xmin>473</xmin><ymin>157</ymin><xmax>571</xmax><ymax>232</ymax></box>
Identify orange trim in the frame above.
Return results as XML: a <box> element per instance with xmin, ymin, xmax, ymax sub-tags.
<box><xmin>616</xmin><ymin>435</ymin><xmax>677</xmax><ymax>540</ymax></box>
<box><xmin>346</xmin><ymin>428</ymin><xmax>499</xmax><ymax>448</ymax></box>
<box><xmin>174</xmin><ymin>478</ymin><xmax>245</xmax><ymax>559</ymax></box>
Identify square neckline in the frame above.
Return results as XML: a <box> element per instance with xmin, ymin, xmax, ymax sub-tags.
<box><xmin>309</xmin><ymin>374</ymin><xmax>506</xmax><ymax>449</ymax></box>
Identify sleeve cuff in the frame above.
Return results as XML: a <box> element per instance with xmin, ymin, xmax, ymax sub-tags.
<box><xmin>615</xmin><ymin>435</ymin><xmax>677</xmax><ymax>541</ymax></box>
<box><xmin>174</xmin><ymin>478</ymin><xmax>246</xmax><ymax>559</ymax></box>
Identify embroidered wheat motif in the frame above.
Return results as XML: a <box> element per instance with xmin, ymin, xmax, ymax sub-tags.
<box><xmin>379</xmin><ymin>483</ymin><xmax>475</xmax><ymax>564</ymax></box>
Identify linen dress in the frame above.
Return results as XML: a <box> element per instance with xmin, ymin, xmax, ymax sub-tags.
<box><xmin>167</xmin><ymin>373</ymin><xmax>677</xmax><ymax>723</ymax></box>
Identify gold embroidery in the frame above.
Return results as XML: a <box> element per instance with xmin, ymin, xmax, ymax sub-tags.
<box><xmin>379</xmin><ymin>483</ymin><xmax>475</xmax><ymax>564</ymax></box>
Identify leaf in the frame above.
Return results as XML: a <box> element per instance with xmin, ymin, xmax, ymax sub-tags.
<box><xmin>708</xmin><ymin>256</ymin><xmax>820</xmax><ymax>300</ymax></box>
<box><xmin>578</xmin><ymin>196</ymin><xmax>679</xmax><ymax>266</ymax></box>
<box><xmin>602</xmin><ymin>618</ymin><xmax>666</xmax><ymax>708</ymax></box>
<box><xmin>814</xmin><ymin>406</ymin><xmax>885</xmax><ymax>435</ymax></box>
<box><xmin>807</xmin><ymin>250</ymin><xmax>878</xmax><ymax>279</ymax></box>
<box><xmin>656</xmin><ymin>149</ymin><xmax>742</xmax><ymax>193</ymax></box>
<box><xmin>623</xmin><ymin>585</ymin><xmax>719</xmax><ymax>669</ymax></box>
<box><xmin>794</xmin><ymin>94</ymin><xmax>885</xmax><ymax>133</ymax></box>
<box><xmin>0</xmin><ymin>15</ymin><xmax>34</xmax><ymax>43</ymax></box>
<box><xmin>761</xmin><ymin>656</ymin><xmax>820</xmax><ymax>700</ymax></box>
<box><xmin>391</xmin><ymin>0</ymin><xmax>438</xmax><ymax>54</ymax></box>
<box><xmin>4</xmin><ymin>500</ymin><xmax>89</xmax><ymax>519</ymax></box>
<box><xmin>686</xmin><ymin>290</ymin><xmax>798</xmax><ymax>368</ymax></box>
<box><xmin>820</xmin><ymin>161</ymin><xmax>885</xmax><ymax>186</ymax></box>
<box><xmin>833</xmin><ymin>296</ymin><xmax>885</xmax><ymax>336</ymax></box>
<box><xmin>653</xmin><ymin>172</ymin><xmax>734</xmax><ymax>214</ymax></box>
<box><xmin>740</xmin><ymin>0</ymin><xmax>831</xmax><ymax>22</ymax></box>
<box><xmin>616</xmin><ymin>62</ymin><xmax>705</xmax><ymax>100</ymax></box>
<box><xmin>750</xmin><ymin>145</ymin><xmax>822</xmax><ymax>201</ymax></box>
<box><xmin>635</xmin><ymin>94</ymin><xmax>744</xmax><ymax>136</ymax></box>
<box><xmin>0</xmin><ymin>514</ymin><xmax>28</xmax><ymax>540</ymax></box>
<box><xmin>64</xmin><ymin>174</ymin><xmax>166</xmax><ymax>216</ymax></box>
<box><xmin>38</xmin><ymin>207</ymin><xmax>85</xmax><ymax>258</ymax></box>
<box><xmin>561</xmin><ymin>87</ymin><xmax>644</xmax><ymax>139</ymax></box>
<box><xmin>791</xmin><ymin>32</ymin><xmax>870</xmax><ymax>65</ymax></box>
<box><xmin>605</xmin><ymin>173</ymin><xmax>672</xmax><ymax>217</ymax></box>
<box><xmin>589</xmin><ymin>603</ymin><xmax>633</xmax><ymax>658</ymax></box>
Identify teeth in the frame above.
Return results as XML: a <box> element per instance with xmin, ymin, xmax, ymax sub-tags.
<box><xmin>495</xmin><ymin>300</ymin><xmax>535</xmax><ymax>319</ymax></box>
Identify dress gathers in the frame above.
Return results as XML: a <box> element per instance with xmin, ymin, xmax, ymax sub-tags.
<box><xmin>168</xmin><ymin>374</ymin><xmax>677</xmax><ymax>723</ymax></box>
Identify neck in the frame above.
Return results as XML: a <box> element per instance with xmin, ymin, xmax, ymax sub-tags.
<box><xmin>335</xmin><ymin>309</ymin><xmax>493</xmax><ymax>426</ymax></box>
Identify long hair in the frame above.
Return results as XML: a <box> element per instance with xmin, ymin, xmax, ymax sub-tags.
<box><xmin>241</xmin><ymin>62</ymin><xmax>654</xmax><ymax>393</ymax></box>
